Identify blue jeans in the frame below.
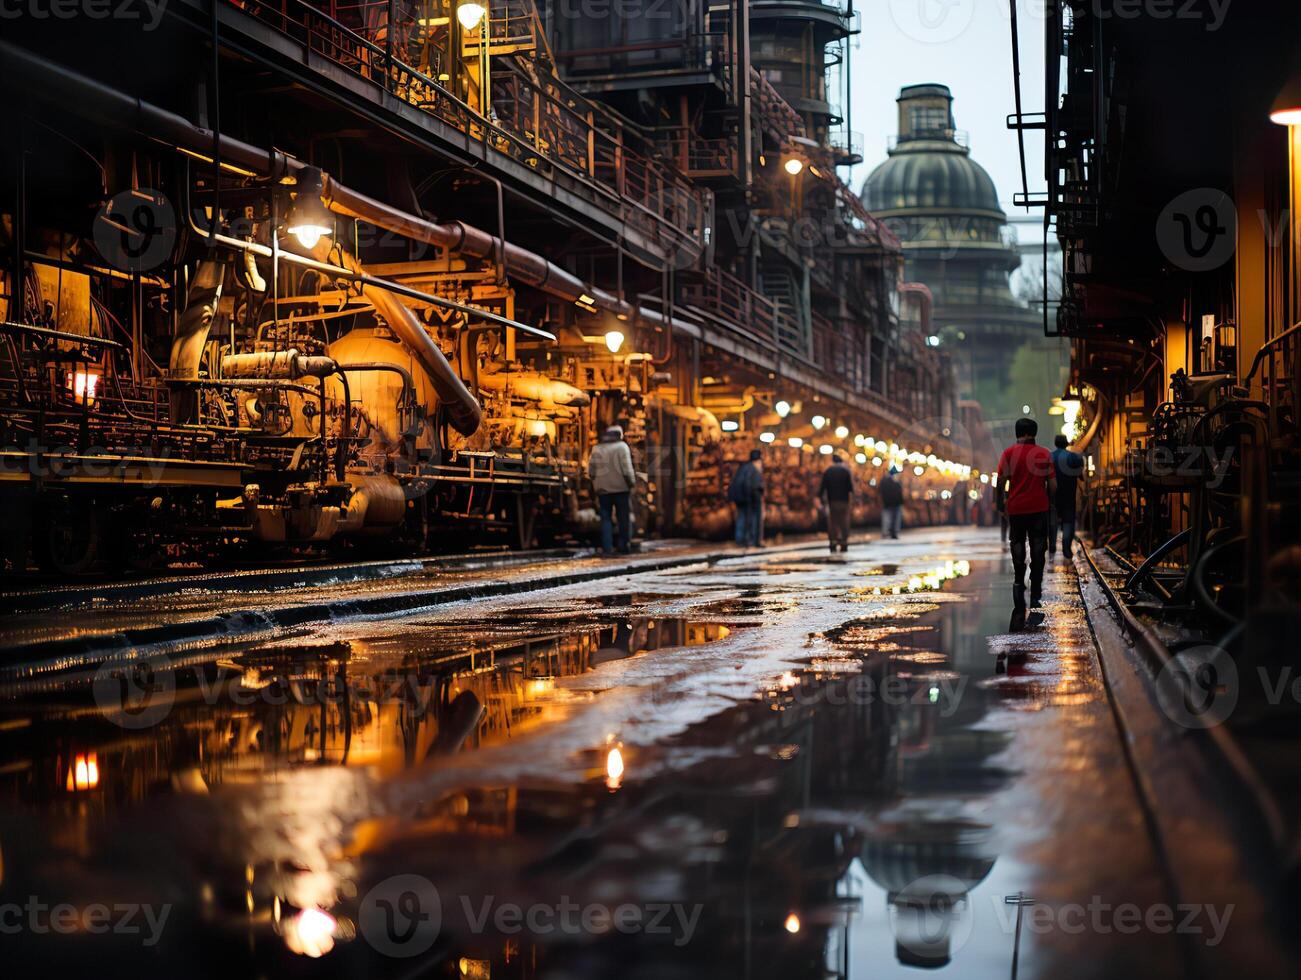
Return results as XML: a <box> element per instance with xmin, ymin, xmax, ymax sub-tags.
<box><xmin>1058</xmin><ymin>516</ymin><xmax>1076</xmax><ymax>557</ymax></box>
<box><xmin>735</xmin><ymin>502</ymin><xmax>763</xmax><ymax>546</ymax></box>
<box><xmin>598</xmin><ymin>491</ymin><xmax>631</xmax><ymax>554</ymax></box>
<box><xmin>881</xmin><ymin>505</ymin><xmax>902</xmax><ymax>538</ymax></box>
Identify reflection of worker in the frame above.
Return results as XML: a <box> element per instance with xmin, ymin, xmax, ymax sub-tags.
<box><xmin>728</xmin><ymin>449</ymin><xmax>765</xmax><ymax>547</ymax></box>
<box><xmin>588</xmin><ymin>425</ymin><xmax>635</xmax><ymax>556</ymax></box>
<box><xmin>879</xmin><ymin>467</ymin><xmax>904</xmax><ymax>539</ymax></box>
<box><xmin>995</xmin><ymin>418</ymin><xmax>1056</xmax><ymax>626</ymax></box>
<box><xmin>1050</xmin><ymin>434</ymin><xmax>1085</xmax><ymax>560</ymax></box>
<box><xmin>819</xmin><ymin>454</ymin><xmax>854</xmax><ymax>553</ymax></box>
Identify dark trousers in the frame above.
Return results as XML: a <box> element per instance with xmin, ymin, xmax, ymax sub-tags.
<box><xmin>598</xmin><ymin>491</ymin><xmax>631</xmax><ymax>554</ymax></box>
<box><xmin>827</xmin><ymin>500</ymin><xmax>851</xmax><ymax>549</ymax></box>
<box><xmin>734</xmin><ymin>502</ymin><xmax>763</xmax><ymax>546</ymax></box>
<box><xmin>1008</xmin><ymin>511</ymin><xmax>1049</xmax><ymax>605</ymax></box>
<box><xmin>1056</xmin><ymin>504</ymin><xmax>1077</xmax><ymax>557</ymax></box>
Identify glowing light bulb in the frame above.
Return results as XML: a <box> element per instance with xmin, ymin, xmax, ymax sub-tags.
<box><xmin>456</xmin><ymin>0</ymin><xmax>486</xmax><ymax>29</ymax></box>
<box><xmin>834</xmin><ymin>425</ymin><xmax>849</xmax><ymax>439</ymax></box>
<box><xmin>760</xmin><ymin>431</ymin><xmax>776</xmax><ymax>443</ymax></box>
<box><xmin>785</xmin><ymin>912</ymin><xmax>801</xmax><ymax>933</ymax></box>
<box><xmin>606</xmin><ymin>746</ymin><xmax>625</xmax><ymax>789</ymax></box>
<box><xmin>604</xmin><ymin>329</ymin><xmax>625</xmax><ymax>353</ymax></box>
<box><xmin>775</xmin><ymin>400</ymin><xmax>791</xmax><ymax>418</ymax></box>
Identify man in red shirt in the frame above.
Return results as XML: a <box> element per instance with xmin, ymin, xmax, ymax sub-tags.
<box><xmin>995</xmin><ymin>418</ymin><xmax>1057</xmax><ymax>627</ymax></box>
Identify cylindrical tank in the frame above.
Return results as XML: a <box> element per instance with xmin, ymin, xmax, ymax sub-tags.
<box><xmin>328</xmin><ymin>329</ymin><xmax>438</xmax><ymax>455</ymax></box>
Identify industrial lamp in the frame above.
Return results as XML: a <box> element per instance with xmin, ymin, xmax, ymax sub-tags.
<box><xmin>783</xmin><ymin>157</ymin><xmax>804</xmax><ymax>176</ymax></box>
<box><xmin>286</xmin><ymin>166</ymin><xmax>332</xmax><ymax>249</ymax></box>
<box><xmin>603</xmin><ymin>329</ymin><xmax>625</xmax><ymax>353</ymax></box>
<box><xmin>1269</xmin><ymin>73</ymin><xmax>1301</xmax><ymax>125</ymax></box>
<box><xmin>774</xmin><ymin>399</ymin><xmax>791</xmax><ymax>418</ymax></box>
<box><xmin>456</xmin><ymin>1</ymin><xmax>486</xmax><ymax>29</ymax></box>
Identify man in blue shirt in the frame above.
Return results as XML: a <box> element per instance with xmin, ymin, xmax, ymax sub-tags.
<box><xmin>1050</xmin><ymin>435</ymin><xmax>1085</xmax><ymax>560</ymax></box>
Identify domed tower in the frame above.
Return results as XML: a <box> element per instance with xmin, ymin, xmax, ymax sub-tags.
<box><xmin>864</xmin><ymin>85</ymin><xmax>1054</xmax><ymax>424</ymax></box>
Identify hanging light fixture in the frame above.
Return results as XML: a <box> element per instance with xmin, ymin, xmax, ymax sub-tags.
<box><xmin>775</xmin><ymin>399</ymin><xmax>791</xmax><ymax>418</ymax></box>
<box><xmin>783</xmin><ymin>157</ymin><xmax>804</xmax><ymax>176</ymax></box>
<box><xmin>1270</xmin><ymin>72</ymin><xmax>1301</xmax><ymax>126</ymax></box>
<box><xmin>604</xmin><ymin>329</ymin><xmax>625</xmax><ymax>353</ymax></box>
<box><xmin>456</xmin><ymin>0</ymin><xmax>486</xmax><ymax>30</ymax></box>
<box><xmin>285</xmin><ymin>166</ymin><xmax>332</xmax><ymax>249</ymax></box>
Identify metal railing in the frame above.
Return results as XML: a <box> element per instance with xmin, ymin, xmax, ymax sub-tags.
<box><xmin>225</xmin><ymin>0</ymin><xmax>708</xmax><ymax>256</ymax></box>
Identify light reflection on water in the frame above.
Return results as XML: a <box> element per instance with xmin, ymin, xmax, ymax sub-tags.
<box><xmin>0</xmin><ymin>556</ymin><xmax>1088</xmax><ymax>978</ymax></box>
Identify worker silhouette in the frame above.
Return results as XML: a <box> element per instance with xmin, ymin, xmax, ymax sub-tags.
<box><xmin>879</xmin><ymin>466</ymin><xmax>904</xmax><ymax>539</ymax></box>
<box><xmin>728</xmin><ymin>449</ymin><xmax>765</xmax><ymax>547</ymax></box>
<box><xmin>1050</xmin><ymin>434</ymin><xmax>1085</xmax><ymax>561</ymax></box>
<box><xmin>995</xmin><ymin>418</ymin><xmax>1056</xmax><ymax>630</ymax></box>
<box><xmin>588</xmin><ymin>425</ymin><xmax>635</xmax><ymax>556</ymax></box>
<box><xmin>819</xmin><ymin>454</ymin><xmax>854</xmax><ymax>552</ymax></box>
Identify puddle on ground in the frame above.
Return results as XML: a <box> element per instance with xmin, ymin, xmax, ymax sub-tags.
<box><xmin>0</xmin><ymin>557</ymin><xmax>1098</xmax><ymax>979</ymax></box>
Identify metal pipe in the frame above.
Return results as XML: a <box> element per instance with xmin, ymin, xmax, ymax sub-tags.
<box><xmin>1</xmin><ymin>321</ymin><xmax>126</xmax><ymax>350</ymax></box>
<box><xmin>0</xmin><ymin>40</ymin><xmax>638</xmax><ymax>324</ymax></box>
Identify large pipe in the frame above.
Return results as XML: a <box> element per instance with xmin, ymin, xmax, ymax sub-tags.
<box><xmin>2</xmin><ymin>40</ymin><xmax>637</xmax><ymax>320</ymax></box>
<box><xmin>167</xmin><ymin>260</ymin><xmax>224</xmax><ymax>423</ymax></box>
<box><xmin>315</xmin><ymin>241</ymin><xmax>483</xmax><ymax>436</ymax></box>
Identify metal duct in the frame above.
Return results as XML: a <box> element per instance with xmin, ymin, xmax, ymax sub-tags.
<box><xmin>167</xmin><ymin>260</ymin><xmax>224</xmax><ymax>423</ymax></box>
<box><xmin>1</xmin><ymin>40</ymin><xmax>639</xmax><ymax>322</ymax></box>
<box><xmin>313</xmin><ymin>241</ymin><xmax>483</xmax><ymax>436</ymax></box>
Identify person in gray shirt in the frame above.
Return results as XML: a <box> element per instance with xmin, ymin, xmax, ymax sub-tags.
<box><xmin>588</xmin><ymin>425</ymin><xmax>636</xmax><ymax>555</ymax></box>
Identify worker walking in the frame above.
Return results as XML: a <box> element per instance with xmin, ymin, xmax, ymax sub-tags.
<box><xmin>1051</xmin><ymin>434</ymin><xmax>1085</xmax><ymax>560</ymax></box>
<box><xmin>819</xmin><ymin>454</ymin><xmax>855</xmax><ymax>552</ymax></box>
<box><xmin>728</xmin><ymin>449</ymin><xmax>765</xmax><ymax>548</ymax></box>
<box><xmin>879</xmin><ymin>466</ymin><xmax>904</xmax><ymax>539</ymax></box>
<box><xmin>995</xmin><ymin>418</ymin><xmax>1057</xmax><ymax>629</ymax></box>
<box><xmin>588</xmin><ymin>425</ymin><xmax>636</xmax><ymax>556</ymax></box>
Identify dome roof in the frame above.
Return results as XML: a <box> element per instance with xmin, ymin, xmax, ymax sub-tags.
<box><xmin>863</xmin><ymin>145</ymin><xmax>1005</xmax><ymax>219</ymax></box>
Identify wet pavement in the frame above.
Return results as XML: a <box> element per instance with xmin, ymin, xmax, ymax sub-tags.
<box><xmin>0</xmin><ymin>528</ymin><xmax>1260</xmax><ymax>977</ymax></box>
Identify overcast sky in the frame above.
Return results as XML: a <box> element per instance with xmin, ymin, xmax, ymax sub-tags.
<box><xmin>847</xmin><ymin>0</ymin><xmax>1048</xmax><ymax>242</ymax></box>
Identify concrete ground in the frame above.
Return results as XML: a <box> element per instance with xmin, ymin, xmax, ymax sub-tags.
<box><xmin>0</xmin><ymin>526</ymin><xmax>1290</xmax><ymax>977</ymax></box>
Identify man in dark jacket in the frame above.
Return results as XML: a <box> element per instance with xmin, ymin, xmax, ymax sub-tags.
<box><xmin>819</xmin><ymin>455</ymin><xmax>855</xmax><ymax>552</ymax></box>
<box><xmin>728</xmin><ymin>449</ymin><xmax>764</xmax><ymax>547</ymax></box>
<box><xmin>879</xmin><ymin>467</ymin><xmax>904</xmax><ymax>539</ymax></box>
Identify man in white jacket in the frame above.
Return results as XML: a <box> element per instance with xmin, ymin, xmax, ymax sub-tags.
<box><xmin>588</xmin><ymin>425</ymin><xmax>636</xmax><ymax>555</ymax></box>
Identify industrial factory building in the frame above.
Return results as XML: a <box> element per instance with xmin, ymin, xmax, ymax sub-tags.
<box><xmin>0</xmin><ymin>0</ymin><xmax>972</xmax><ymax>573</ymax></box>
<box><xmin>865</xmin><ymin>83</ymin><xmax>1065</xmax><ymax>428</ymax></box>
